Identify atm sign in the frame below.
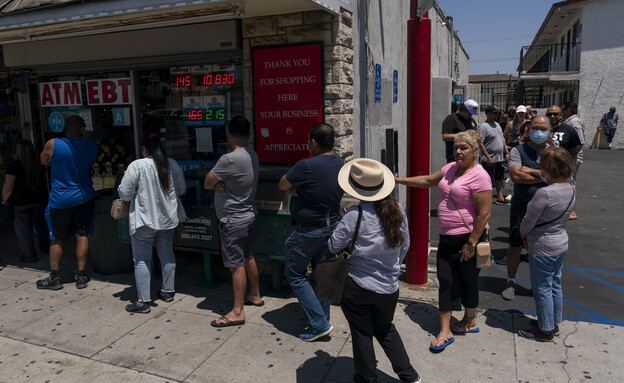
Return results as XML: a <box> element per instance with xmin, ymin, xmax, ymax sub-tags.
<box><xmin>39</xmin><ymin>81</ymin><xmax>82</xmax><ymax>107</ymax></box>
<box><xmin>39</xmin><ymin>78</ymin><xmax>133</xmax><ymax>107</ymax></box>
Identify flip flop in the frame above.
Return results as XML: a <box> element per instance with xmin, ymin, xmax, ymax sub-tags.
<box><xmin>211</xmin><ymin>316</ymin><xmax>245</xmax><ymax>328</ymax></box>
<box><xmin>429</xmin><ymin>337</ymin><xmax>454</xmax><ymax>353</ymax></box>
<box><xmin>451</xmin><ymin>322</ymin><xmax>480</xmax><ymax>334</ymax></box>
<box><xmin>244</xmin><ymin>298</ymin><xmax>265</xmax><ymax>307</ymax></box>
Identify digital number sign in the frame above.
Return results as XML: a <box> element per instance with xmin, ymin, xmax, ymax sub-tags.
<box><xmin>186</xmin><ymin>108</ymin><xmax>226</xmax><ymax>121</ymax></box>
<box><xmin>201</xmin><ymin>73</ymin><xmax>235</xmax><ymax>86</ymax></box>
<box><xmin>183</xmin><ymin>108</ymin><xmax>226</xmax><ymax>127</ymax></box>
<box><xmin>171</xmin><ymin>73</ymin><xmax>236</xmax><ymax>92</ymax></box>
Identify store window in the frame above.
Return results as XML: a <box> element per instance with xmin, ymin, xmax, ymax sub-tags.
<box><xmin>37</xmin><ymin>72</ymin><xmax>136</xmax><ymax>190</ymax></box>
<box><xmin>137</xmin><ymin>64</ymin><xmax>243</xmax><ymax>171</ymax></box>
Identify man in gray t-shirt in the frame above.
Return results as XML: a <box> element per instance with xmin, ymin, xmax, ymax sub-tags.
<box><xmin>204</xmin><ymin>116</ymin><xmax>263</xmax><ymax>327</ymax></box>
<box><xmin>479</xmin><ymin>106</ymin><xmax>509</xmax><ymax>204</ymax></box>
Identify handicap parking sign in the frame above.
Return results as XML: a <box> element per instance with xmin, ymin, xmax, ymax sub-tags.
<box><xmin>48</xmin><ymin>111</ymin><xmax>65</xmax><ymax>132</ymax></box>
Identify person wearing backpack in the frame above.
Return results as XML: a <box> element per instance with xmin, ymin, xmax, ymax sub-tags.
<box><xmin>600</xmin><ymin>106</ymin><xmax>618</xmax><ymax>149</ymax></box>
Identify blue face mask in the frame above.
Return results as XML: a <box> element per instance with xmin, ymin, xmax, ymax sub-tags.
<box><xmin>530</xmin><ymin>130</ymin><xmax>549</xmax><ymax>144</ymax></box>
<box><xmin>540</xmin><ymin>170</ymin><xmax>548</xmax><ymax>183</ymax></box>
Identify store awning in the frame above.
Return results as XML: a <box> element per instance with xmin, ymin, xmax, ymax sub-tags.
<box><xmin>0</xmin><ymin>0</ymin><xmax>352</xmax><ymax>43</ymax></box>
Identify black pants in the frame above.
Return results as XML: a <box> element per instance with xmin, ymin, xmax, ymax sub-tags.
<box><xmin>340</xmin><ymin>277</ymin><xmax>419</xmax><ymax>383</ymax></box>
<box><xmin>437</xmin><ymin>233</ymin><xmax>481</xmax><ymax>312</ymax></box>
<box><xmin>14</xmin><ymin>202</ymin><xmax>49</xmax><ymax>260</ymax></box>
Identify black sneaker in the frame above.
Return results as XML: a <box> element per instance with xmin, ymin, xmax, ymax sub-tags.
<box><xmin>518</xmin><ymin>327</ymin><xmax>554</xmax><ymax>342</ymax></box>
<box><xmin>530</xmin><ymin>319</ymin><xmax>559</xmax><ymax>336</ymax></box>
<box><xmin>158</xmin><ymin>290</ymin><xmax>175</xmax><ymax>302</ymax></box>
<box><xmin>36</xmin><ymin>276</ymin><xmax>63</xmax><ymax>290</ymax></box>
<box><xmin>126</xmin><ymin>302</ymin><xmax>151</xmax><ymax>314</ymax></box>
<box><xmin>74</xmin><ymin>273</ymin><xmax>90</xmax><ymax>289</ymax></box>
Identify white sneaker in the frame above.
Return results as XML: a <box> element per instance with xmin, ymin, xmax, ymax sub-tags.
<box><xmin>505</xmin><ymin>194</ymin><xmax>512</xmax><ymax>202</ymax></box>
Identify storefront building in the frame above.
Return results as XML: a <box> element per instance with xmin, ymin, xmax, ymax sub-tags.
<box><xmin>0</xmin><ymin>0</ymin><xmax>469</xmax><ymax>280</ymax></box>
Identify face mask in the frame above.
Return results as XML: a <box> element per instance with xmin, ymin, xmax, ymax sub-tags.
<box><xmin>539</xmin><ymin>170</ymin><xmax>548</xmax><ymax>183</ymax></box>
<box><xmin>530</xmin><ymin>130</ymin><xmax>549</xmax><ymax>144</ymax></box>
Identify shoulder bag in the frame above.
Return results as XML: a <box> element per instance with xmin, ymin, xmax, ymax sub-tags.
<box><xmin>314</xmin><ymin>206</ymin><xmax>363</xmax><ymax>303</ymax></box>
<box><xmin>110</xmin><ymin>199</ymin><xmax>130</xmax><ymax>220</ymax></box>
<box><xmin>449</xmin><ymin>181</ymin><xmax>491</xmax><ymax>268</ymax></box>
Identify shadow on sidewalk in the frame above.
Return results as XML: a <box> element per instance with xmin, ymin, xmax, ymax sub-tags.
<box><xmin>399</xmin><ymin>299</ymin><xmax>440</xmax><ymax>336</ymax></box>
<box><xmin>482</xmin><ymin>308</ymin><xmax>526</xmax><ymax>334</ymax></box>
<box><xmin>261</xmin><ymin>302</ymin><xmax>311</xmax><ymax>339</ymax></box>
<box><xmin>296</xmin><ymin>349</ymin><xmax>401</xmax><ymax>383</ymax></box>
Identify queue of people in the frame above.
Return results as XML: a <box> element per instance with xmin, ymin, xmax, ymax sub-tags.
<box><xmin>0</xmin><ymin>106</ymin><xmax>585</xmax><ymax>382</ymax></box>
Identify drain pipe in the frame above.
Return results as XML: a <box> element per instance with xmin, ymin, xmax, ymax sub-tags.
<box><xmin>405</xmin><ymin>2</ymin><xmax>431</xmax><ymax>285</ymax></box>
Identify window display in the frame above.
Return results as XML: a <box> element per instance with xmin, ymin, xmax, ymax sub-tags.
<box><xmin>37</xmin><ymin>72</ymin><xmax>136</xmax><ymax>191</ymax></box>
<box><xmin>138</xmin><ymin>64</ymin><xmax>243</xmax><ymax>169</ymax></box>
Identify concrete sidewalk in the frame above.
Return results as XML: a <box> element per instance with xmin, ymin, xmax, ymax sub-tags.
<box><xmin>0</xmin><ymin>261</ymin><xmax>622</xmax><ymax>383</ymax></box>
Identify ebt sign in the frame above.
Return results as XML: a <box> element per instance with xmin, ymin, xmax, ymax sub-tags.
<box><xmin>39</xmin><ymin>78</ymin><xmax>133</xmax><ymax>107</ymax></box>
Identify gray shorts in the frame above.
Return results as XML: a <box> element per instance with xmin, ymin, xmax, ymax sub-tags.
<box><xmin>570</xmin><ymin>158</ymin><xmax>582</xmax><ymax>186</ymax></box>
<box><xmin>218</xmin><ymin>217</ymin><xmax>256</xmax><ymax>268</ymax></box>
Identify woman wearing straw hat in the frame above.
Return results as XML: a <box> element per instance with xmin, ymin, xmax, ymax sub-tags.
<box><xmin>396</xmin><ymin>131</ymin><xmax>492</xmax><ymax>353</ymax></box>
<box><xmin>329</xmin><ymin>158</ymin><xmax>421</xmax><ymax>383</ymax></box>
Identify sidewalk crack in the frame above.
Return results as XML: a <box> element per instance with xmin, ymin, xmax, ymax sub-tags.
<box><xmin>562</xmin><ymin>322</ymin><xmax>579</xmax><ymax>383</ymax></box>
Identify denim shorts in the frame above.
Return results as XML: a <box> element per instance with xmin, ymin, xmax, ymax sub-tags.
<box><xmin>218</xmin><ymin>217</ymin><xmax>256</xmax><ymax>268</ymax></box>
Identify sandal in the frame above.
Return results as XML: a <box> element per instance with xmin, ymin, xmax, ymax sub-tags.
<box><xmin>429</xmin><ymin>337</ymin><xmax>454</xmax><ymax>353</ymax></box>
<box><xmin>451</xmin><ymin>321</ymin><xmax>480</xmax><ymax>334</ymax></box>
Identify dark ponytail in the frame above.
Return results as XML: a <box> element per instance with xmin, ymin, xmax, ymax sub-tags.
<box><xmin>374</xmin><ymin>196</ymin><xmax>405</xmax><ymax>248</ymax></box>
<box><xmin>15</xmin><ymin>139</ymin><xmax>42</xmax><ymax>190</ymax></box>
<box><xmin>142</xmin><ymin>135</ymin><xmax>171</xmax><ymax>192</ymax></box>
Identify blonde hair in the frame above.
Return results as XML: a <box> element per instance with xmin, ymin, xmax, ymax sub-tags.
<box><xmin>454</xmin><ymin>130</ymin><xmax>481</xmax><ymax>158</ymax></box>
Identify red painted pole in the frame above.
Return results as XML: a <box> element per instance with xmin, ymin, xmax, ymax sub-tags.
<box><xmin>405</xmin><ymin>4</ymin><xmax>431</xmax><ymax>285</ymax></box>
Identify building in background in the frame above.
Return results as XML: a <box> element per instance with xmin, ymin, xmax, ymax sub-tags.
<box><xmin>468</xmin><ymin>73</ymin><xmax>518</xmax><ymax>123</ymax></box>
<box><xmin>517</xmin><ymin>0</ymin><xmax>624</xmax><ymax>147</ymax></box>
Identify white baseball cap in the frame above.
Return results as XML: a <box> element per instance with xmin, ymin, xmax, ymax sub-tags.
<box><xmin>464</xmin><ymin>99</ymin><xmax>479</xmax><ymax>115</ymax></box>
<box><xmin>516</xmin><ymin>105</ymin><xmax>527</xmax><ymax>114</ymax></box>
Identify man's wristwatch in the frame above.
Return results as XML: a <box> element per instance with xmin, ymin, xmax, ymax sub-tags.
<box><xmin>468</xmin><ymin>241</ymin><xmax>478</xmax><ymax>248</ymax></box>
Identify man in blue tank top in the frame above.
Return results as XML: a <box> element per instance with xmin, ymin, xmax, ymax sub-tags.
<box><xmin>37</xmin><ymin>115</ymin><xmax>98</xmax><ymax>290</ymax></box>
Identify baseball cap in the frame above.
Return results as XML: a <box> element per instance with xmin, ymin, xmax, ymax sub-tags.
<box><xmin>485</xmin><ymin>105</ymin><xmax>498</xmax><ymax>114</ymax></box>
<box><xmin>516</xmin><ymin>105</ymin><xmax>527</xmax><ymax>113</ymax></box>
<box><xmin>464</xmin><ymin>99</ymin><xmax>479</xmax><ymax>115</ymax></box>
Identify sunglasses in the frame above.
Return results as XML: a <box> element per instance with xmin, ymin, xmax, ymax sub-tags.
<box><xmin>546</xmin><ymin>112</ymin><xmax>560</xmax><ymax>116</ymax></box>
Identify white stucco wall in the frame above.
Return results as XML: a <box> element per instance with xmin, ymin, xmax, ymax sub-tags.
<box><xmin>579</xmin><ymin>0</ymin><xmax>624</xmax><ymax>148</ymax></box>
<box><xmin>430</xmin><ymin>6</ymin><xmax>469</xmax><ymax>84</ymax></box>
<box><xmin>360</xmin><ymin>0</ymin><xmax>410</xmax><ymax>202</ymax></box>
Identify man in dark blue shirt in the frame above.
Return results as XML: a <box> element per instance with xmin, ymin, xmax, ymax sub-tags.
<box><xmin>279</xmin><ymin>122</ymin><xmax>343</xmax><ymax>342</ymax></box>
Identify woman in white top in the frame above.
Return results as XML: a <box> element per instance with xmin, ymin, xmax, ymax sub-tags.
<box><xmin>118</xmin><ymin>134</ymin><xmax>186</xmax><ymax>313</ymax></box>
<box><xmin>504</xmin><ymin>105</ymin><xmax>528</xmax><ymax>149</ymax></box>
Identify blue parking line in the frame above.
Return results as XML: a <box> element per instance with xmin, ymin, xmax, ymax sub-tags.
<box><xmin>566</xmin><ymin>267</ymin><xmax>624</xmax><ymax>294</ymax></box>
<box><xmin>488</xmin><ymin>263</ymin><xmax>624</xmax><ymax>326</ymax></box>
<box><xmin>565</xmin><ymin>267</ymin><xmax>624</xmax><ymax>275</ymax></box>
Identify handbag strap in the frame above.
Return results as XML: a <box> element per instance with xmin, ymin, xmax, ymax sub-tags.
<box><xmin>534</xmin><ymin>192</ymin><xmax>575</xmax><ymax>228</ymax></box>
<box><xmin>448</xmin><ymin>180</ymin><xmax>488</xmax><ymax>238</ymax></box>
<box><xmin>328</xmin><ymin>205</ymin><xmax>363</xmax><ymax>253</ymax></box>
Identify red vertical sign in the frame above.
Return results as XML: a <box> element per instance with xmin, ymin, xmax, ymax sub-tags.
<box><xmin>253</xmin><ymin>44</ymin><xmax>323</xmax><ymax>163</ymax></box>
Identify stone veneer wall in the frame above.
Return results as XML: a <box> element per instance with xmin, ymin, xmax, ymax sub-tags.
<box><xmin>242</xmin><ymin>9</ymin><xmax>354</xmax><ymax>160</ymax></box>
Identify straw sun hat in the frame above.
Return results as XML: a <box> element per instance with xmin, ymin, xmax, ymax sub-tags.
<box><xmin>338</xmin><ymin>158</ymin><xmax>395</xmax><ymax>202</ymax></box>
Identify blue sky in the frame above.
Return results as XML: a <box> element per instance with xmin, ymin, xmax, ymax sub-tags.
<box><xmin>436</xmin><ymin>0</ymin><xmax>555</xmax><ymax>75</ymax></box>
